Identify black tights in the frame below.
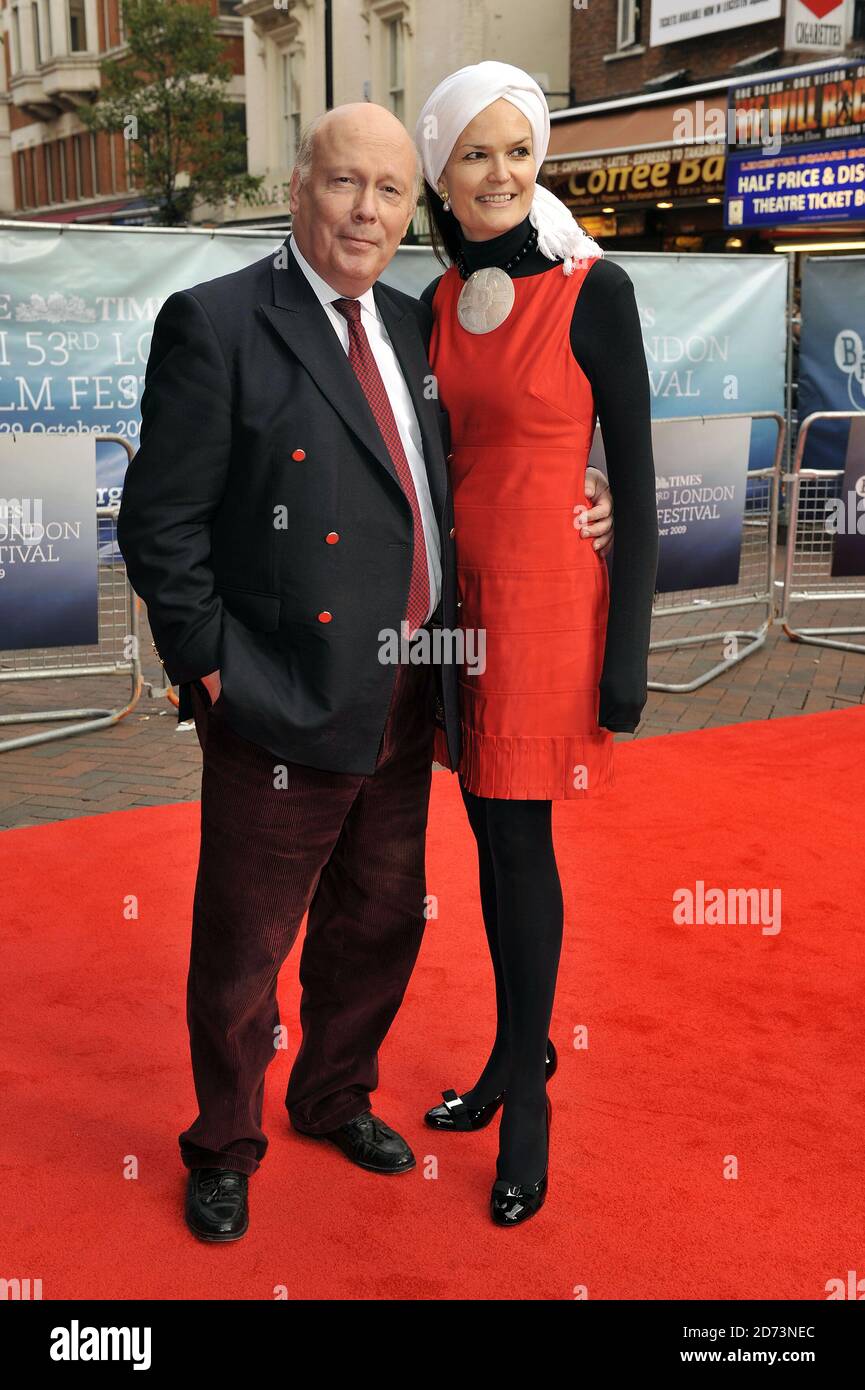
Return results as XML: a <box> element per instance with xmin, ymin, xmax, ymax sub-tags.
<box><xmin>458</xmin><ymin>779</ymin><xmax>564</xmax><ymax>1185</ymax></box>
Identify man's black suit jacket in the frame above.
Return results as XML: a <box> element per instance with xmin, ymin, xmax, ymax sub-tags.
<box><xmin>117</xmin><ymin>238</ymin><xmax>461</xmax><ymax>775</ymax></box>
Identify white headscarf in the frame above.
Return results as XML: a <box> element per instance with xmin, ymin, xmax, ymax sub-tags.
<box><xmin>415</xmin><ymin>60</ymin><xmax>603</xmax><ymax>274</ymax></box>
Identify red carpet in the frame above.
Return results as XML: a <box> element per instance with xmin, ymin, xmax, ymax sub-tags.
<box><xmin>2</xmin><ymin>707</ymin><xmax>863</xmax><ymax>1300</ymax></box>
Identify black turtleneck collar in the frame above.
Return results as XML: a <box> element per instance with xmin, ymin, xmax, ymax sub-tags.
<box><xmin>457</xmin><ymin>214</ymin><xmax>533</xmax><ymax>272</ymax></box>
<box><xmin>455</xmin><ymin>212</ymin><xmax>560</xmax><ymax>279</ymax></box>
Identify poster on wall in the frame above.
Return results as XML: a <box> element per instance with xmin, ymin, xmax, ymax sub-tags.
<box><xmin>0</xmin><ymin>433</ymin><xmax>98</xmax><ymax>650</ymax></box>
<box><xmin>784</xmin><ymin>0</ymin><xmax>854</xmax><ymax>56</ymax></box>
<box><xmin>725</xmin><ymin>59</ymin><xmax>865</xmax><ymax>229</ymax></box>
<box><xmin>726</xmin><ymin>141</ymin><xmax>865</xmax><ymax>229</ymax></box>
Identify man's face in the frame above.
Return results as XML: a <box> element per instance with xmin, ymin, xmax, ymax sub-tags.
<box><xmin>289</xmin><ymin>109</ymin><xmax>418</xmax><ymax>296</ymax></box>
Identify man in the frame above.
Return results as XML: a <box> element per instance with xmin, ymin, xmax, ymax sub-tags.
<box><xmin>117</xmin><ymin>102</ymin><xmax>613</xmax><ymax>1242</ymax></box>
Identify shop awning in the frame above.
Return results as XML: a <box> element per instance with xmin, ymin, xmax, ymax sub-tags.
<box><xmin>547</xmin><ymin>98</ymin><xmax>707</xmax><ymax>161</ymax></box>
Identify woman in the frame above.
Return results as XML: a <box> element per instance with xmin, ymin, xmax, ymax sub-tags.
<box><xmin>414</xmin><ymin>62</ymin><xmax>659</xmax><ymax>1225</ymax></box>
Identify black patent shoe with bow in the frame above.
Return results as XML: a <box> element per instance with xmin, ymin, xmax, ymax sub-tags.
<box><xmin>490</xmin><ymin>1095</ymin><xmax>552</xmax><ymax>1227</ymax></box>
<box><xmin>423</xmin><ymin>1038</ymin><xmax>557</xmax><ymax>1132</ymax></box>
<box><xmin>185</xmin><ymin>1166</ymin><xmax>249</xmax><ymax>1242</ymax></box>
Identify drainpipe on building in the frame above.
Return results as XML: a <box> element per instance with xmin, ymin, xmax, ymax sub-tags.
<box><xmin>325</xmin><ymin>0</ymin><xmax>333</xmax><ymax>110</ymax></box>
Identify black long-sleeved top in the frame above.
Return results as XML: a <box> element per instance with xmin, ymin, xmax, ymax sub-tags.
<box><xmin>420</xmin><ymin>215</ymin><xmax>659</xmax><ymax>733</ymax></box>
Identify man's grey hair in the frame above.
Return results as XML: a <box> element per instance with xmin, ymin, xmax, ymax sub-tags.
<box><xmin>294</xmin><ymin>109</ymin><xmax>424</xmax><ymax>205</ymax></box>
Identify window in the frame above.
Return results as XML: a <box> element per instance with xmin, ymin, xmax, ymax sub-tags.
<box><xmin>90</xmin><ymin>133</ymin><xmax>100</xmax><ymax>195</ymax></box>
<box><xmin>73</xmin><ymin>134</ymin><xmax>83</xmax><ymax>199</ymax></box>
<box><xmin>46</xmin><ymin>142</ymin><xmax>55</xmax><ymax>203</ymax></box>
<box><xmin>854</xmin><ymin>0</ymin><xmax>865</xmax><ymax>39</ymax></box>
<box><xmin>11</xmin><ymin>6</ymin><xmax>22</xmax><ymax>72</ymax></box>
<box><xmin>386</xmin><ymin>17</ymin><xmax>404</xmax><ymax>121</ymax></box>
<box><xmin>617</xmin><ymin>0</ymin><xmax>640</xmax><ymax>49</ymax></box>
<box><xmin>68</xmin><ymin>0</ymin><xmax>87</xmax><ymax>51</ymax></box>
<box><xmin>223</xmin><ymin>104</ymin><xmax>247</xmax><ymax>175</ymax></box>
<box><xmin>281</xmin><ymin>49</ymin><xmax>302</xmax><ymax>169</ymax></box>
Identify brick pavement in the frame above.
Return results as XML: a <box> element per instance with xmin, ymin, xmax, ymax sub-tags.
<box><xmin>1</xmin><ymin>544</ymin><xmax>863</xmax><ymax>829</ymax></box>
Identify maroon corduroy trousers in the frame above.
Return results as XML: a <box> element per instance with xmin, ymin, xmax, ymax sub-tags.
<box><xmin>178</xmin><ymin>650</ymin><xmax>436</xmax><ymax>1175</ymax></box>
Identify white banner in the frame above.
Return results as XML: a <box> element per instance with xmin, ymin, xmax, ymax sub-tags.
<box><xmin>784</xmin><ymin>0</ymin><xmax>853</xmax><ymax>54</ymax></box>
<box><xmin>651</xmin><ymin>0</ymin><xmax>782</xmax><ymax>48</ymax></box>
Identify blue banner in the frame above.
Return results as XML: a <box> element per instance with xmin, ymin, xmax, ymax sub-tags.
<box><xmin>0</xmin><ymin>226</ymin><xmax>439</xmax><ymax>560</ymax></box>
<box><xmin>605</xmin><ymin>252</ymin><xmax>787</xmax><ymax>479</ymax></box>
<box><xmin>652</xmin><ymin>417</ymin><xmax>752</xmax><ymax>594</ymax></box>
<box><xmin>0</xmin><ymin>433</ymin><xmax>98</xmax><ymax>649</ymax></box>
<box><xmin>725</xmin><ymin>140</ymin><xmax>865</xmax><ymax>229</ymax></box>
<box><xmin>831</xmin><ymin>416</ymin><xmax>865</xmax><ymax>577</ymax></box>
<box><xmin>798</xmin><ymin>254</ymin><xmax>865</xmax><ymax>472</ymax></box>
<box><xmin>0</xmin><ymin>231</ymin><xmax>788</xmax><ymax>600</ymax></box>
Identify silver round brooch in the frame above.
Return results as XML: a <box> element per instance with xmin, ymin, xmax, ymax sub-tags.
<box><xmin>456</xmin><ymin>266</ymin><xmax>515</xmax><ymax>335</ymax></box>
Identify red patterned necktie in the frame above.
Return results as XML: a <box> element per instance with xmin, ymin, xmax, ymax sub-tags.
<box><xmin>332</xmin><ymin>297</ymin><xmax>430</xmax><ymax>638</ymax></box>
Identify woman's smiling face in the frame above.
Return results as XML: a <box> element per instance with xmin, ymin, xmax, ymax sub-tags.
<box><xmin>439</xmin><ymin>98</ymin><xmax>536</xmax><ymax>242</ymax></box>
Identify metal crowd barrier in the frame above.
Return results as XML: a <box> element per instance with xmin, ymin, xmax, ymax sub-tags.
<box><xmin>648</xmin><ymin>411</ymin><xmax>785</xmax><ymax>693</ymax></box>
<box><xmin>780</xmin><ymin>410</ymin><xmax>865</xmax><ymax>654</ymax></box>
<box><xmin>0</xmin><ymin>436</ymin><xmax>144</xmax><ymax>752</ymax></box>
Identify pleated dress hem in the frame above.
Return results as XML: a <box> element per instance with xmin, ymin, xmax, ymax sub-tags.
<box><xmin>433</xmin><ymin>722</ymin><xmax>615</xmax><ymax>800</ymax></box>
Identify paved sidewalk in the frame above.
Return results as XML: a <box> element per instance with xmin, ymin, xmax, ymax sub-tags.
<box><xmin>1</xmin><ymin>546</ymin><xmax>863</xmax><ymax>829</ymax></box>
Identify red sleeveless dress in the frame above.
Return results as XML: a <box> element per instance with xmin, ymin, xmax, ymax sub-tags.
<box><xmin>429</xmin><ymin>259</ymin><xmax>615</xmax><ymax>800</ymax></box>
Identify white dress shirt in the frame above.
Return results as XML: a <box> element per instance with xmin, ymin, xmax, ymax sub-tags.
<box><xmin>288</xmin><ymin>235</ymin><xmax>442</xmax><ymax>625</ymax></box>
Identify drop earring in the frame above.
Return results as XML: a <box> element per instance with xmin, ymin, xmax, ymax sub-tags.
<box><xmin>440</xmin><ymin>188</ymin><xmax>451</xmax><ymax>212</ymax></box>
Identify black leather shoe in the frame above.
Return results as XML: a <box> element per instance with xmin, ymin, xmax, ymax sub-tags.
<box><xmin>317</xmin><ymin>1111</ymin><xmax>415</xmax><ymax>1173</ymax></box>
<box><xmin>424</xmin><ymin>1038</ymin><xmax>557</xmax><ymax>1132</ymax></box>
<box><xmin>490</xmin><ymin>1095</ymin><xmax>552</xmax><ymax>1228</ymax></box>
<box><xmin>185</xmin><ymin>1166</ymin><xmax>249</xmax><ymax>1242</ymax></box>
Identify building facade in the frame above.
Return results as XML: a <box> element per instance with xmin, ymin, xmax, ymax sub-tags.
<box><xmin>542</xmin><ymin>0</ymin><xmax>865</xmax><ymax>255</ymax></box>
<box><xmin>0</xmin><ymin>0</ymin><xmax>245</xmax><ymax>223</ymax></box>
<box><xmin>228</xmin><ymin>0</ymin><xmax>573</xmax><ymax>227</ymax></box>
<box><xmin>0</xmin><ymin>0</ymin><xmax>574</xmax><ymax>227</ymax></box>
